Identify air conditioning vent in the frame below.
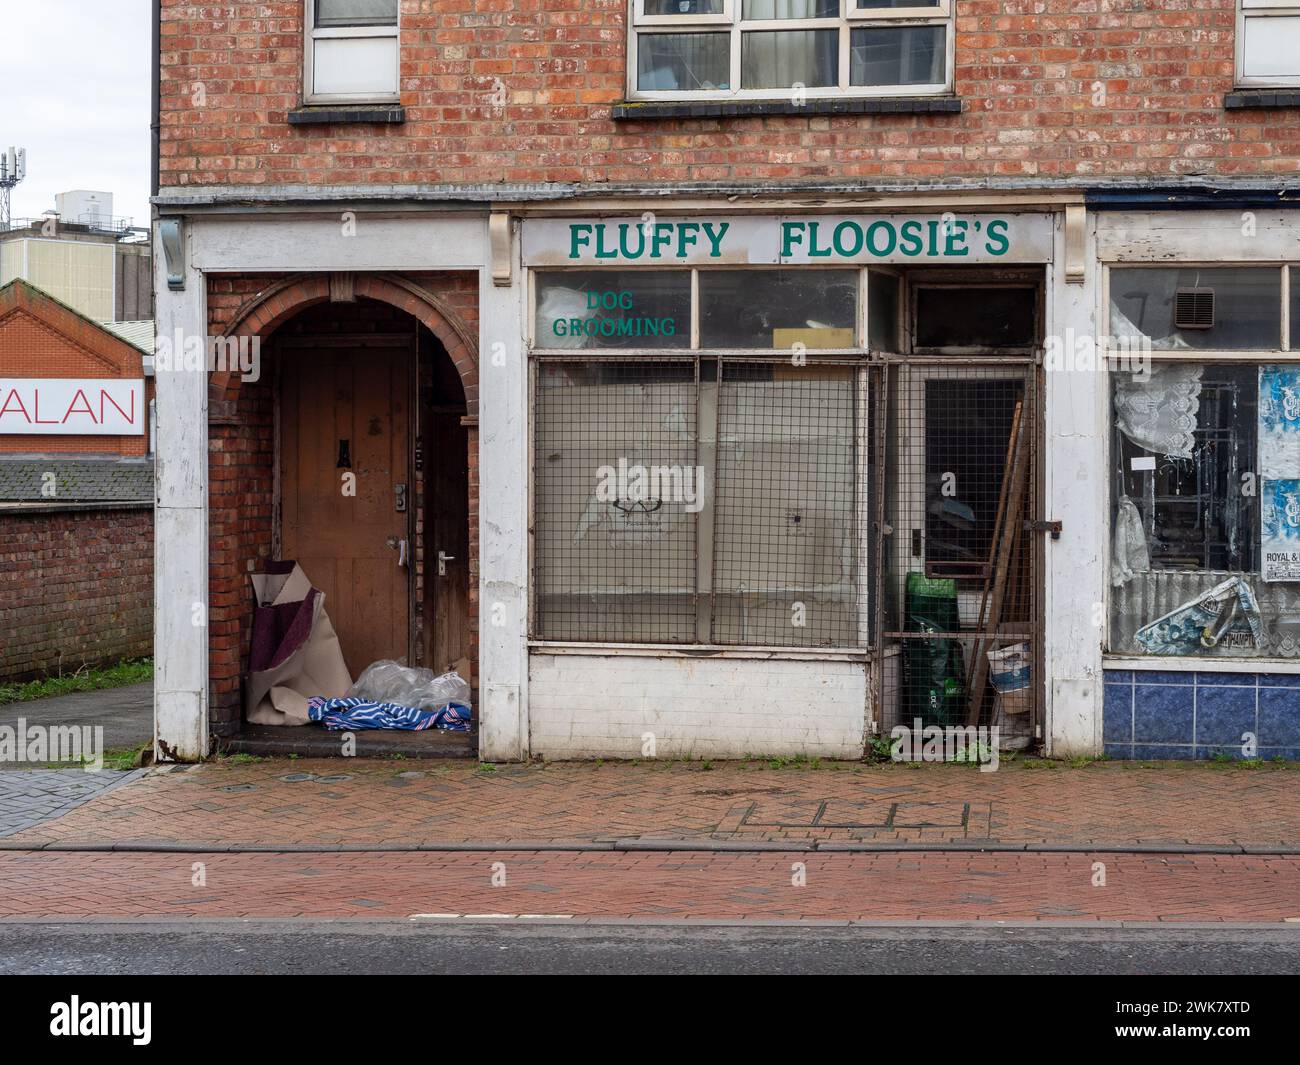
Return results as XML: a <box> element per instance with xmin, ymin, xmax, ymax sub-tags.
<box><xmin>1174</xmin><ymin>287</ymin><xmax>1215</xmax><ymax>330</ymax></box>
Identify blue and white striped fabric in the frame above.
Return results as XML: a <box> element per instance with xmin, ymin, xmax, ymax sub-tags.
<box><xmin>308</xmin><ymin>696</ymin><xmax>472</xmax><ymax>732</ymax></box>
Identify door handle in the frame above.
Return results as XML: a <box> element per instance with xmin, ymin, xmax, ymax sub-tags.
<box><xmin>438</xmin><ymin>550</ymin><xmax>455</xmax><ymax>576</ymax></box>
<box><xmin>387</xmin><ymin>537</ymin><xmax>410</xmax><ymax>568</ymax></box>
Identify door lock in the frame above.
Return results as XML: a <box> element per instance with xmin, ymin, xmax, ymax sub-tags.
<box><xmin>394</xmin><ymin>483</ymin><xmax>407</xmax><ymax>513</ymax></box>
<box><xmin>438</xmin><ymin>550</ymin><xmax>456</xmax><ymax>576</ymax></box>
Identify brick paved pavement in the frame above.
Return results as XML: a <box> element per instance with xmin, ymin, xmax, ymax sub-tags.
<box><xmin>2</xmin><ymin>758</ymin><xmax>1298</xmax><ymax>851</ymax></box>
<box><xmin>0</xmin><ymin>850</ymin><xmax>1296</xmax><ymax>922</ymax></box>
<box><xmin>0</xmin><ymin>770</ymin><xmax>144</xmax><ymax>839</ymax></box>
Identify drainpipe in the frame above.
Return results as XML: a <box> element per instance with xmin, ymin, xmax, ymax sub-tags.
<box><xmin>151</xmin><ymin>0</ymin><xmax>160</xmax><ymax>200</ymax></box>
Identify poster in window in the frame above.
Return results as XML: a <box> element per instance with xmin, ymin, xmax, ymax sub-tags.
<box><xmin>1259</xmin><ymin>367</ymin><xmax>1300</xmax><ymax>581</ymax></box>
<box><xmin>1262</xmin><ymin>478</ymin><xmax>1300</xmax><ymax>582</ymax></box>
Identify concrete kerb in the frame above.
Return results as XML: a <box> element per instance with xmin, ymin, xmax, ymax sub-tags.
<box><xmin>3</xmin><ymin>840</ymin><xmax>1300</xmax><ymax>855</ymax></box>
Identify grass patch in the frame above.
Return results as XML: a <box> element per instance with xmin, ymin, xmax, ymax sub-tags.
<box><xmin>0</xmin><ymin>659</ymin><xmax>152</xmax><ymax>706</ymax></box>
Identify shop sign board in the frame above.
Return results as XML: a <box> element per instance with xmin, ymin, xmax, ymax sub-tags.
<box><xmin>0</xmin><ymin>378</ymin><xmax>145</xmax><ymax>435</ymax></box>
<box><xmin>523</xmin><ymin>214</ymin><xmax>1056</xmax><ymax>267</ymax></box>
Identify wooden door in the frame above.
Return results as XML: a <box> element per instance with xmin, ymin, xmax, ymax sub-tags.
<box><xmin>427</xmin><ymin>410</ymin><xmax>471</xmax><ymax>678</ymax></box>
<box><xmin>280</xmin><ymin>345</ymin><xmax>412</xmax><ymax>677</ymax></box>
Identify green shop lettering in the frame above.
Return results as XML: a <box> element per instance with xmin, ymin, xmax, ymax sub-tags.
<box><xmin>780</xmin><ymin>218</ymin><xmax>1011</xmax><ymax>259</ymax></box>
<box><xmin>569</xmin><ymin>222</ymin><xmax>731</xmax><ymax>261</ymax></box>
<box><xmin>552</xmin><ymin>290</ymin><xmax>678</xmax><ymax>340</ymax></box>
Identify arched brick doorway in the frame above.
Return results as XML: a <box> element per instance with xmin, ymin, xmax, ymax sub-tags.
<box><xmin>205</xmin><ymin>273</ymin><xmax>480</xmax><ymax>737</ymax></box>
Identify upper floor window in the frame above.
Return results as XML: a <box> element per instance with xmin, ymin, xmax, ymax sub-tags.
<box><xmin>628</xmin><ymin>0</ymin><xmax>952</xmax><ymax>100</ymax></box>
<box><xmin>1237</xmin><ymin>0</ymin><xmax>1300</xmax><ymax>87</ymax></box>
<box><xmin>305</xmin><ymin>0</ymin><xmax>400</xmax><ymax>104</ymax></box>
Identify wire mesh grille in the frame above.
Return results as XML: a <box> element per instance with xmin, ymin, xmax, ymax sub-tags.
<box><xmin>534</xmin><ymin>359</ymin><xmax>700</xmax><ymax>642</ymax></box>
<box><xmin>712</xmin><ymin>360</ymin><xmax>861</xmax><ymax>646</ymax></box>
<box><xmin>877</xmin><ymin>360</ymin><xmax>1038</xmax><ymax>732</ymax></box>
<box><xmin>533</xmin><ymin>356</ymin><xmax>865</xmax><ymax>645</ymax></box>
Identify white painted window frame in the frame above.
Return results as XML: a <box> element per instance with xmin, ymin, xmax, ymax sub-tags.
<box><xmin>303</xmin><ymin>0</ymin><xmax>401</xmax><ymax>105</ymax></box>
<box><xmin>1236</xmin><ymin>0</ymin><xmax>1300</xmax><ymax>88</ymax></box>
<box><xmin>1102</xmin><ymin>262</ymin><xmax>1292</xmax><ymax>358</ymax></box>
<box><xmin>627</xmin><ymin>0</ymin><xmax>953</xmax><ymax>101</ymax></box>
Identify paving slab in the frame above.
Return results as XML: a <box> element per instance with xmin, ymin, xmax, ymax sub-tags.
<box><xmin>2</xmin><ymin>757</ymin><xmax>1298</xmax><ymax>852</ymax></box>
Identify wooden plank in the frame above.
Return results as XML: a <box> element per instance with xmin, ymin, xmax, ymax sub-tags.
<box><xmin>967</xmin><ymin>399</ymin><xmax>1029</xmax><ymax>727</ymax></box>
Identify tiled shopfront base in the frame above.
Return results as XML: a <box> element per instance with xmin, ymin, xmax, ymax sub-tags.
<box><xmin>1103</xmin><ymin>669</ymin><xmax>1300</xmax><ymax>760</ymax></box>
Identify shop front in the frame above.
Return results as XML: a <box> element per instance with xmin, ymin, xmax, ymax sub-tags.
<box><xmin>516</xmin><ymin>201</ymin><xmax>1084</xmax><ymax>760</ymax></box>
<box><xmin>152</xmin><ymin>191</ymin><xmax>1126</xmax><ymax>762</ymax></box>
<box><xmin>1097</xmin><ymin>210</ymin><xmax>1300</xmax><ymax>760</ymax></box>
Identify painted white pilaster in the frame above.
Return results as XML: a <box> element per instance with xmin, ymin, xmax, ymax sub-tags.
<box><xmin>476</xmin><ymin>219</ymin><xmax>529</xmax><ymax>760</ymax></box>
<box><xmin>152</xmin><ymin>218</ymin><xmax>210</xmax><ymax>761</ymax></box>
<box><xmin>1043</xmin><ymin>209</ymin><xmax>1106</xmax><ymax>756</ymax></box>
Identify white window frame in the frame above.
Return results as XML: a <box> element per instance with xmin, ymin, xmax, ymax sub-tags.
<box><xmin>304</xmin><ymin>0</ymin><xmax>401</xmax><ymax>105</ymax></box>
<box><xmin>1236</xmin><ymin>0</ymin><xmax>1300</xmax><ymax>88</ymax></box>
<box><xmin>627</xmin><ymin>0</ymin><xmax>953</xmax><ymax>101</ymax></box>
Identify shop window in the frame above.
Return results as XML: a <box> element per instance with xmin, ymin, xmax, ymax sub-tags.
<box><xmin>629</xmin><ymin>0</ymin><xmax>951</xmax><ymax>99</ymax></box>
<box><xmin>1109</xmin><ymin>362</ymin><xmax>1300</xmax><ymax>658</ymax></box>
<box><xmin>534</xmin><ymin>271</ymin><xmax>692</xmax><ymax>349</ymax></box>
<box><xmin>698</xmin><ymin>269</ymin><xmax>858</xmax><ymax>348</ymax></box>
<box><xmin>533</xmin><ymin>358</ymin><xmax>863</xmax><ymax>646</ymax></box>
<box><xmin>305</xmin><ymin>0</ymin><xmax>400</xmax><ymax>103</ymax></box>
<box><xmin>913</xmin><ymin>285</ymin><xmax>1038</xmax><ymax>351</ymax></box>
<box><xmin>1109</xmin><ymin>267</ymin><xmax>1282</xmax><ymax>351</ymax></box>
<box><xmin>1237</xmin><ymin>0</ymin><xmax>1300</xmax><ymax>87</ymax></box>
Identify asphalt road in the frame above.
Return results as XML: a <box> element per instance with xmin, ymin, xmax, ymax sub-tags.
<box><xmin>1</xmin><ymin>921</ymin><xmax>1297</xmax><ymax>975</ymax></box>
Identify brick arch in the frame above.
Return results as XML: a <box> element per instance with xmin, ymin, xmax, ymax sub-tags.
<box><xmin>210</xmin><ymin>273</ymin><xmax>479</xmax><ymax>414</ymax></box>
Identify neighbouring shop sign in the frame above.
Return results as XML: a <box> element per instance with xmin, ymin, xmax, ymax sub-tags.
<box><xmin>0</xmin><ymin>379</ymin><xmax>145</xmax><ymax>435</ymax></box>
<box><xmin>522</xmin><ymin>214</ymin><xmax>1056</xmax><ymax>266</ymax></box>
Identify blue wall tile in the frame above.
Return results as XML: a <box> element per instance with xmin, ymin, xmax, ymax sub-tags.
<box><xmin>1103</xmin><ymin>684</ymin><xmax>1134</xmax><ymax>743</ymax></box>
<box><xmin>1132</xmin><ymin>744</ymin><xmax>1195</xmax><ymax>760</ymax></box>
<box><xmin>1195</xmin><ymin>685</ymin><xmax>1256</xmax><ymax>747</ymax></box>
<box><xmin>1259</xmin><ymin>673</ymin><xmax>1300</xmax><ymax>688</ymax></box>
<box><xmin>1195</xmin><ymin>671</ymin><xmax>1258</xmax><ymax>688</ymax></box>
<box><xmin>1135</xmin><ymin>671</ymin><xmax>1194</xmax><ymax>686</ymax></box>
<box><xmin>1134</xmin><ymin>684</ymin><xmax>1195</xmax><ymax>744</ymax></box>
<box><xmin>1259</xmin><ymin>688</ymin><xmax>1300</xmax><ymax>747</ymax></box>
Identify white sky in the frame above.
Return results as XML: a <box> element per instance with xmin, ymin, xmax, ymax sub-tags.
<box><xmin>5</xmin><ymin>1</ymin><xmax>151</xmax><ymax>228</ymax></box>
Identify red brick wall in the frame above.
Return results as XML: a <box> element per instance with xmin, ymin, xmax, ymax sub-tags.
<box><xmin>0</xmin><ymin>505</ymin><xmax>154</xmax><ymax>681</ymax></box>
<box><xmin>158</xmin><ymin>0</ymin><xmax>1292</xmax><ymax>187</ymax></box>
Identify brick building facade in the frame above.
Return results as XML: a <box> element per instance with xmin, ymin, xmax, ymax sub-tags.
<box><xmin>152</xmin><ymin>1</ymin><xmax>1300</xmax><ymax>761</ymax></box>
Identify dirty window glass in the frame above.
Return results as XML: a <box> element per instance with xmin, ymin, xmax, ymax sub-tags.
<box><xmin>699</xmin><ymin>270</ymin><xmax>858</xmax><ymax>348</ymax></box>
<box><xmin>535</xmin><ymin>271</ymin><xmax>691</xmax><ymax>349</ymax></box>
<box><xmin>1108</xmin><ymin>362</ymin><xmax>1300</xmax><ymax>658</ymax></box>
<box><xmin>637</xmin><ymin>33</ymin><xmax>731</xmax><ymax>91</ymax></box>
<box><xmin>316</xmin><ymin>0</ymin><xmax>398</xmax><ymax>26</ymax></box>
<box><xmin>914</xmin><ymin>286</ymin><xmax>1036</xmax><ymax>349</ymax></box>
<box><xmin>1110</xmin><ymin>267</ymin><xmax>1282</xmax><ymax>351</ymax></box>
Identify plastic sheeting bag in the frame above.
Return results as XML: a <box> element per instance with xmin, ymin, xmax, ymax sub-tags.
<box><xmin>1111</xmin><ymin>495</ymin><xmax>1151</xmax><ymax>587</ymax></box>
<box><xmin>346</xmin><ymin>660</ymin><xmax>471</xmax><ymax>712</ymax></box>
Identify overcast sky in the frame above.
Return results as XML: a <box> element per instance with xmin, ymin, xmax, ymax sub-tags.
<box><xmin>6</xmin><ymin>1</ymin><xmax>151</xmax><ymax>228</ymax></box>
